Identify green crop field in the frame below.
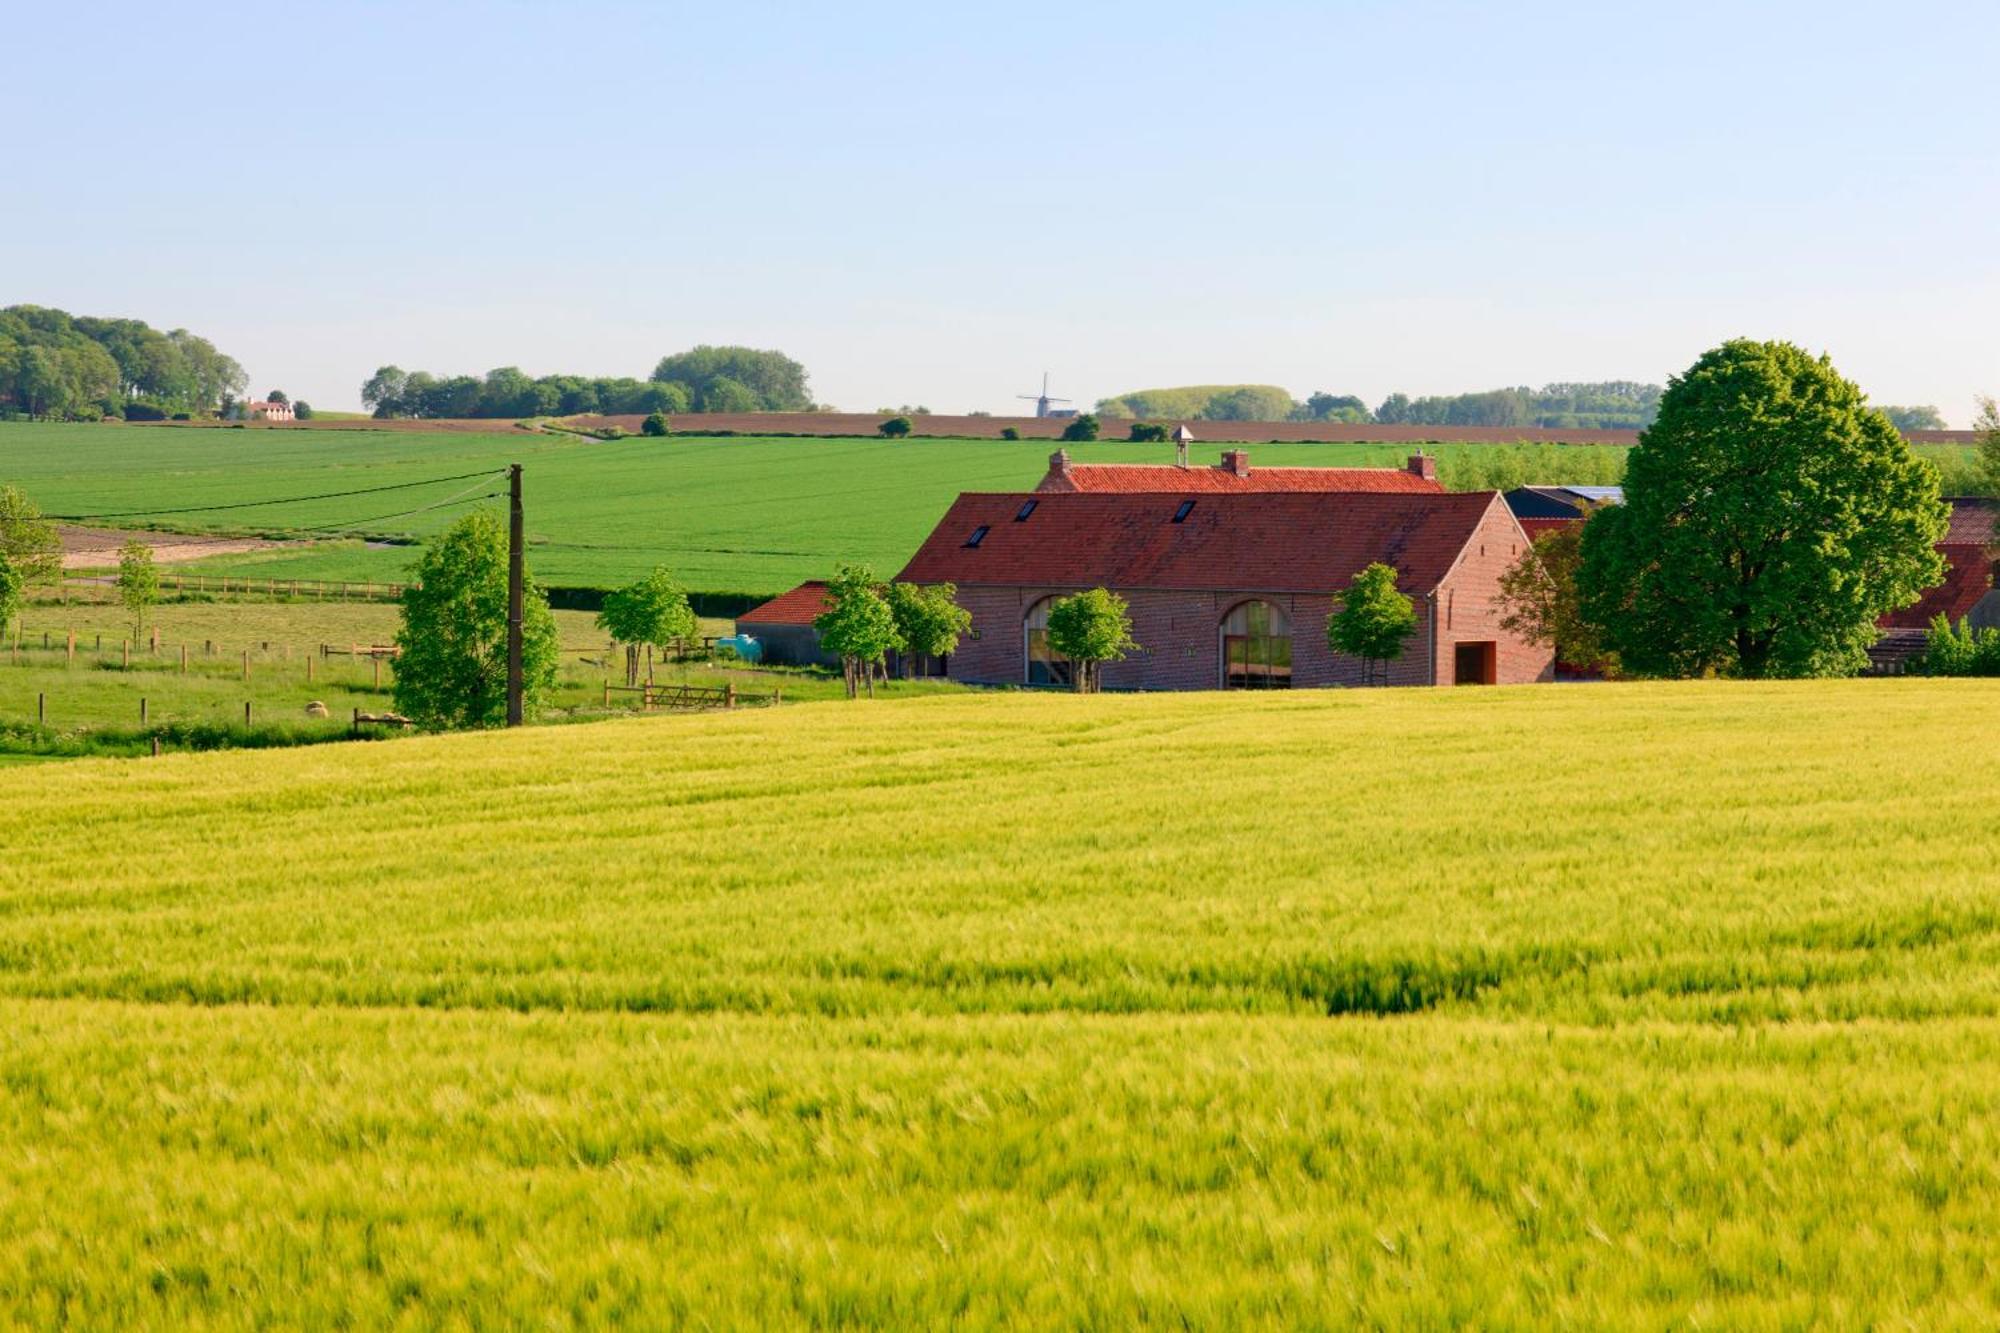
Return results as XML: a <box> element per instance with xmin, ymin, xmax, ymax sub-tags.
<box><xmin>0</xmin><ymin>421</ymin><xmax>1644</xmax><ymax>596</ymax></box>
<box><xmin>3</xmin><ymin>680</ymin><xmax>1999</xmax><ymax>1325</ymax></box>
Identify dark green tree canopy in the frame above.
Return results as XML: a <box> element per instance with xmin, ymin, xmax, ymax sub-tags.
<box><xmin>1578</xmin><ymin>339</ymin><xmax>1947</xmax><ymax>679</ymax></box>
<box><xmin>878</xmin><ymin>416</ymin><xmax>912</xmax><ymax>438</ymax></box>
<box><xmin>884</xmin><ymin>581</ymin><xmax>971</xmax><ymax>671</ymax></box>
<box><xmin>361</xmin><ymin>348</ymin><xmax>809</xmax><ymax>420</ymax></box>
<box><xmin>1045</xmin><ymin>588</ymin><xmax>1137</xmax><ymax>693</ymax></box>
<box><xmin>1059</xmin><ymin>414</ymin><xmax>1100</xmax><ymax>443</ymax></box>
<box><xmin>0</xmin><ymin>305</ymin><xmax>243</xmax><ymax>419</ymax></box>
<box><xmin>393</xmin><ymin>510</ymin><xmax>560</xmax><ymax>728</ymax></box>
<box><xmin>649</xmin><ymin>345</ymin><xmax>811</xmax><ymax>412</ymax></box>
<box><xmin>598</xmin><ymin>567</ymin><xmax>697</xmax><ymax>651</ymax></box>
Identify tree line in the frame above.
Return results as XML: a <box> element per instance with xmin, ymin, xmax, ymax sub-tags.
<box><xmin>1096</xmin><ymin>379</ymin><xmax>1952</xmax><ymax>433</ymax></box>
<box><xmin>0</xmin><ymin>305</ymin><xmax>244</xmax><ymax>421</ymax></box>
<box><xmin>360</xmin><ymin>345</ymin><xmax>814</xmax><ymax>420</ymax></box>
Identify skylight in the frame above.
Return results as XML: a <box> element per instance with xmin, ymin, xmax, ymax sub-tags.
<box><xmin>965</xmin><ymin>525</ymin><xmax>989</xmax><ymax>547</ymax></box>
<box><xmin>1015</xmin><ymin>500</ymin><xmax>1038</xmax><ymax>521</ymax></box>
<box><xmin>1171</xmin><ymin>499</ymin><xmax>1196</xmax><ymax>523</ymax></box>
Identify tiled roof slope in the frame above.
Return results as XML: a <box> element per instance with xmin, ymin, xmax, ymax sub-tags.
<box><xmin>738</xmin><ymin>580</ymin><xmax>830</xmax><ymax>626</ymax></box>
<box><xmin>897</xmin><ymin>491</ymin><xmax>1501</xmax><ymax>596</ymax></box>
<box><xmin>1042</xmin><ymin>463</ymin><xmax>1444</xmax><ymax>494</ymax></box>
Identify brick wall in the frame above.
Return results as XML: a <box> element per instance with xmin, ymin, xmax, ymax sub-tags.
<box><xmin>1430</xmin><ymin>498</ymin><xmax>1556</xmax><ymax>685</ymax></box>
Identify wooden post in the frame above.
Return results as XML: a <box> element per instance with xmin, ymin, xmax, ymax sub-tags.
<box><xmin>373</xmin><ymin>656</ymin><xmax>381</xmax><ymax>688</ymax></box>
<box><xmin>151</xmin><ymin>737</ymin><xmax>160</xmax><ymax>758</ymax></box>
<box><xmin>306</xmin><ymin>654</ymin><xmax>314</xmax><ymax>683</ymax></box>
<box><xmin>66</xmin><ymin>630</ymin><xmax>74</xmax><ymax>667</ymax></box>
<box><xmin>150</xmin><ymin>626</ymin><xmax>159</xmax><ymax>653</ymax></box>
<box><xmin>774</xmin><ymin>685</ymin><xmax>782</xmax><ymax>705</ymax></box>
<box><xmin>42</xmin><ymin>631</ymin><xmax>49</xmax><ymax>650</ymax></box>
<box><xmin>242</xmin><ymin>650</ymin><xmax>250</xmax><ymax>681</ymax></box>
<box><xmin>37</xmin><ymin>693</ymin><xmax>44</xmax><ymax>726</ymax></box>
<box><xmin>180</xmin><ymin>645</ymin><xmax>187</xmax><ymax>674</ymax></box>
<box><xmin>205</xmin><ymin>639</ymin><xmax>212</xmax><ymax>657</ymax></box>
<box><xmin>352</xmin><ymin>708</ymin><xmax>359</xmax><ymax>736</ymax></box>
<box><xmin>122</xmin><ymin>641</ymin><xmax>129</xmax><ymax>668</ymax></box>
<box><xmin>140</xmin><ymin>697</ymin><xmax>147</xmax><ymax>724</ymax></box>
<box><xmin>725</xmin><ymin>681</ymin><xmax>736</xmax><ymax>709</ymax></box>
<box><xmin>244</xmin><ymin>701</ymin><xmax>252</xmax><ymax>727</ymax></box>
<box><xmin>602</xmin><ymin>678</ymin><xmax>610</xmax><ymax>707</ymax></box>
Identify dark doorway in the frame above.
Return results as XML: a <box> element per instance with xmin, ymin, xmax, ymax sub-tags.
<box><xmin>1453</xmin><ymin>641</ymin><xmax>1497</xmax><ymax>685</ymax></box>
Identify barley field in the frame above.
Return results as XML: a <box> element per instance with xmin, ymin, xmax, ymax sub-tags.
<box><xmin>3</xmin><ymin>681</ymin><xmax>1999</xmax><ymax>1325</ymax></box>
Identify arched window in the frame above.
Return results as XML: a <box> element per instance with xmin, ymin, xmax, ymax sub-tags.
<box><xmin>1024</xmin><ymin>597</ymin><xmax>1072</xmax><ymax>686</ymax></box>
<box><xmin>1222</xmin><ymin>600</ymin><xmax>1291</xmax><ymax>689</ymax></box>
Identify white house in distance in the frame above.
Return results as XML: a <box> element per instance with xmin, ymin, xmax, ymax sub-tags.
<box><xmin>246</xmin><ymin>399</ymin><xmax>295</xmax><ymax>422</ymax></box>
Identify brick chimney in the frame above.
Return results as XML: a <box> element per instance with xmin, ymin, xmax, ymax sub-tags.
<box><xmin>1043</xmin><ymin>448</ymin><xmax>1074</xmax><ymax>491</ymax></box>
<box><xmin>1408</xmin><ymin>453</ymin><xmax>1438</xmax><ymax>482</ymax></box>
<box><xmin>1220</xmin><ymin>449</ymin><xmax>1251</xmax><ymax>478</ymax></box>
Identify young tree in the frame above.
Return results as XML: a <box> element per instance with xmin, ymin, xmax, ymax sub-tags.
<box><xmin>597</xmin><ymin>566</ymin><xmax>698</xmax><ymax>685</ymax></box>
<box><xmin>884</xmin><ymin>581</ymin><xmax>971</xmax><ymax>678</ymax></box>
<box><xmin>878</xmin><ymin>415</ymin><xmax>912</xmax><ymax>438</ymax></box>
<box><xmin>640</xmin><ymin>410</ymin><xmax>671</xmax><ymax>437</ymax></box>
<box><xmin>0</xmin><ymin>485</ymin><xmax>62</xmax><ymax>587</ymax></box>
<box><xmin>1059</xmin><ymin>413</ymin><xmax>1100</xmax><ymax>443</ymax></box>
<box><xmin>116</xmin><ymin>541</ymin><xmax>158</xmax><ymax>639</ymax></box>
<box><xmin>1128</xmin><ymin>422</ymin><xmax>1169</xmax><ymax>442</ymax></box>
<box><xmin>1579</xmin><ymin>340</ymin><xmax>1947</xmax><ymax>678</ymax></box>
<box><xmin>1045</xmin><ymin>588</ymin><xmax>1137</xmax><ymax>693</ymax></box>
<box><xmin>393</xmin><ymin>510</ymin><xmax>560</xmax><ymax>728</ymax></box>
<box><xmin>813</xmin><ymin>565</ymin><xmax>902</xmax><ymax>698</ymax></box>
<box><xmin>1328</xmin><ymin>562</ymin><xmax>1416</xmax><ymax>685</ymax></box>
<box><xmin>1495</xmin><ymin>517</ymin><xmax>1615</xmax><ymax>675</ymax></box>
<box><xmin>0</xmin><ymin>551</ymin><xmax>21</xmax><ymax>642</ymax></box>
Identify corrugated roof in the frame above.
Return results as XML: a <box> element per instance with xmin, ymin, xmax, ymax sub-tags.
<box><xmin>897</xmin><ymin>491</ymin><xmax>1500</xmax><ymax>595</ymax></box>
<box><xmin>738</xmin><ymin>580</ymin><xmax>830</xmax><ymax>627</ymax></box>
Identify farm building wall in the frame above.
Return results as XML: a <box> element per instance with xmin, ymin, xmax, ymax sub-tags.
<box><xmin>740</xmin><ymin>622</ymin><xmax>835</xmax><ymax>668</ymax></box>
<box><xmin>1430</xmin><ymin>501</ymin><xmax>1556</xmax><ymax>685</ymax></box>
<box><xmin>947</xmin><ymin>586</ymin><xmax>1440</xmax><ymax>690</ymax></box>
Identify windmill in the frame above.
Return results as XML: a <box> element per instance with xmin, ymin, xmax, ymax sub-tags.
<box><xmin>1016</xmin><ymin>372</ymin><xmax>1072</xmax><ymax>419</ymax></box>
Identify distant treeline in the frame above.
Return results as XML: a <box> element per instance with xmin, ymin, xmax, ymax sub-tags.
<box><xmin>0</xmin><ymin>305</ymin><xmax>244</xmax><ymax>421</ymax></box>
<box><xmin>361</xmin><ymin>345</ymin><xmax>814</xmax><ymax>419</ymax></box>
<box><xmin>1099</xmin><ymin>380</ymin><xmax>1949</xmax><ymax>433</ymax></box>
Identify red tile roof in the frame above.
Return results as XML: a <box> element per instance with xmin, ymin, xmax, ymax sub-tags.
<box><xmin>738</xmin><ymin>580</ymin><xmax>829</xmax><ymax>626</ymax></box>
<box><xmin>896</xmin><ymin>491</ymin><xmax>1502</xmax><ymax>596</ymax></box>
<box><xmin>1945</xmin><ymin>497</ymin><xmax>1998</xmax><ymax>546</ymax></box>
<box><xmin>1880</xmin><ymin>544</ymin><xmax>1995</xmax><ymax>629</ymax></box>
<box><xmin>1040</xmin><ymin>461</ymin><xmax>1443</xmax><ymax>495</ymax></box>
<box><xmin>1516</xmin><ymin>517</ymin><xmax>1575</xmax><ymax>542</ymax></box>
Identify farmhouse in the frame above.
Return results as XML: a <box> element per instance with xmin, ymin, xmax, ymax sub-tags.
<box><xmin>1872</xmin><ymin>498</ymin><xmax>1999</xmax><ymax>670</ymax></box>
<box><xmin>1037</xmin><ymin>448</ymin><xmax>1445</xmax><ymax>495</ymax></box>
<box><xmin>245</xmin><ymin>399</ymin><xmax>295</xmax><ymax>422</ymax></box>
<box><xmin>736</xmin><ymin>581</ymin><xmax>836</xmax><ymax>667</ymax></box>
<box><xmin>898</xmin><ymin>489</ymin><xmax>1551</xmax><ymax>689</ymax></box>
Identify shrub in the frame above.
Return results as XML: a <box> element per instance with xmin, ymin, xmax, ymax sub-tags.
<box><xmin>1000</xmin><ymin>427</ymin><xmax>1021</xmax><ymax>441</ymax></box>
<box><xmin>1917</xmin><ymin>614</ymin><xmax>2000</xmax><ymax>676</ymax></box>
<box><xmin>123</xmin><ymin>401</ymin><xmax>168</xmax><ymax>422</ymax></box>
<box><xmin>879</xmin><ymin>416</ymin><xmax>912</xmax><ymax>438</ymax></box>
<box><xmin>294</xmin><ymin>402</ymin><xmax>314</xmax><ymax>420</ymax></box>
<box><xmin>1059</xmin><ymin>414</ymin><xmax>1100</xmax><ymax>443</ymax></box>
<box><xmin>1129</xmin><ymin>422</ymin><xmax>1169</xmax><ymax>443</ymax></box>
<box><xmin>641</xmin><ymin>411</ymin><xmax>671</xmax><ymax>437</ymax></box>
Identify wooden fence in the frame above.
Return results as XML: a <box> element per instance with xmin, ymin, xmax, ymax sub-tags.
<box><xmin>602</xmin><ymin>681</ymin><xmax>779</xmax><ymax>711</ymax></box>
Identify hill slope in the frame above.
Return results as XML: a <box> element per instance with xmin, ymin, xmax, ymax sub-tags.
<box><xmin>3</xmin><ymin>681</ymin><xmax>2000</xmax><ymax>1324</ymax></box>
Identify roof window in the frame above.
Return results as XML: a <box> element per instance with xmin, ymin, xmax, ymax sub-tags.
<box><xmin>965</xmin><ymin>525</ymin><xmax>989</xmax><ymax>548</ymax></box>
<box><xmin>1015</xmin><ymin>500</ymin><xmax>1038</xmax><ymax>522</ymax></box>
<box><xmin>1171</xmin><ymin>499</ymin><xmax>1196</xmax><ymax>523</ymax></box>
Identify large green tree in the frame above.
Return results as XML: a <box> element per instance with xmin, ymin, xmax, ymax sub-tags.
<box><xmin>1975</xmin><ymin>396</ymin><xmax>2000</xmax><ymax>496</ymax></box>
<box><xmin>1579</xmin><ymin>339</ymin><xmax>1947</xmax><ymax>679</ymax></box>
<box><xmin>1327</xmin><ymin>563</ymin><xmax>1417</xmax><ymax>685</ymax></box>
<box><xmin>393</xmin><ymin>511</ymin><xmax>560</xmax><ymax>728</ymax></box>
<box><xmin>650</xmin><ymin>346</ymin><xmax>812</xmax><ymax>412</ymax></box>
<box><xmin>0</xmin><ymin>485</ymin><xmax>62</xmax><ymax>587</ymax></box>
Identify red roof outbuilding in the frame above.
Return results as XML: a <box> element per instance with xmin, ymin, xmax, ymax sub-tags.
<box><xmin>738</xmin><ymin>580</ymin><xmax>830</xmax><ymax>626</ymax></box>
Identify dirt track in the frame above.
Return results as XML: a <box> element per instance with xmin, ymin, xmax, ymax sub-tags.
<box><xmin>59</xmin><ymin>526</ymin><xmax>282</xmax><ymax>569</ymax></box>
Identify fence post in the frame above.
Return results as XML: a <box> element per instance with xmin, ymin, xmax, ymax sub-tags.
<box><xmin>122</xmin><ymin>641</ymin><xmax>129</xmax><ymax>668</ymax></box>
<box><xmin>37</xmin><ymin>693</ymin><xmax>44</xmax><ymax>726</ymax></box>
<box><xmin>150</xmin><ymin>627</ymin><xmax>159</xmax><ymax>653</ymax></box>
<box><xmin>774</xmin><ymin>685</ymin><xmax>782</xmax><ymax>705</ymax></box>
<box><xmin>307</xmin><ymin>654</ymin><xmax>314</xmax><ymax>683</ymax></box>
<box><xmin>602</xmin><ymin>678</ymin><xmax>610</xmax><ymax>707</ymax></box>
<box><xmin>725</xmin><ymin>682</ymin><xmax>736</xmax><ymax>709</ymax></box>
<box><xmin>151</xmin><ymin>737</ymin><xmax>160</xmax><ymax>758</ymax></box>
<box><xmin>66</xmin><ymin>630</ymin><xmax>74</xmax><ymax>667</ymax></box>
<box><xmin>245</xmin><ymin>701</ymin><xmax>252</xmax><ymax>727</ymax></box>
<box><xmin>42</xmin><ymin>631</ymin><xmax>49</xmax><ymax>650</ymax></box>
<box><xmin>180</xmin><ymin>645</ymin><xmax>187</xmax><ymax>674</ymax></box>
<box><xmin>140</xmin><ymin>697</ymin><xmax>147</xmax><ymax>724</ymax></box>
<box><xmin>242</xmin><ymin>650</ymin><xmax>250</xmax><ymax>681</ymax></box>
<box><xmin>373</xmin><ymin>656</ymin><xmax>381</xmax><ymax>688</ymax></box>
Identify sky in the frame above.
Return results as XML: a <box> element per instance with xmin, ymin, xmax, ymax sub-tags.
<box><xmin>9</xmin><ymin>0</ymin><xmax>1999</xmax><ymax>420</ymax></box>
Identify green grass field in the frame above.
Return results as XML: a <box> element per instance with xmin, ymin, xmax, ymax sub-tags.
<box><xmin>0</xmin><ymin>596</ymin><xmax>939</xmax><ymax>756</ymax></box>
<box><xmin>3</xmin><ymin>680</ymin><xmax>1998</xmax><ymax>1325</ymax></box>
<box><xmin>0</xmin><ymin>421</ymin><xmax>1642</xmax><ymax>596</ymax></box>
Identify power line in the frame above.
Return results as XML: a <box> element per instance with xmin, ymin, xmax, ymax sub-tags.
<box><xmin>56</xmin><ymin>480</ymin><xmax>505</xmax><ymax>557</ymax></box>
<box><xmin>48</xmin><ymin>468</ymin><xmax>508</xmax><ymax>521</ymax></box>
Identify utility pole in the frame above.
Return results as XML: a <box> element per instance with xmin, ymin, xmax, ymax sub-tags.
<box><xmin>507</xmin><ymin>463</ymin><xmax>524</xmax><ymax>727</ymax></box>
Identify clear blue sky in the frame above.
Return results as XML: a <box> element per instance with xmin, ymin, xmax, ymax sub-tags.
<box><xmin>10</xmin><ymin>1</ymin><xmax>1997</xmax><ymax>419</ymax></box>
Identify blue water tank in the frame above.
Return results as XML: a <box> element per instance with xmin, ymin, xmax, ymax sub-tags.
<box><xmin>716</xmin><ymin>633</ymin><xmax>762</xmax><ymax>663</ymax></box>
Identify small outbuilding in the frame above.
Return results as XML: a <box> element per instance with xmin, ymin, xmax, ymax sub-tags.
<box><xmin>735</xmin><ymin>581</ymin><xmax>836</xmax><ymax>667</ymax></box>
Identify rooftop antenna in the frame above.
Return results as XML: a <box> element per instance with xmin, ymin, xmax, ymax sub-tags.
<box><xmin>1016</xmin><ymin>371</ymin><xmax>1072</xmax><ymax>419</ymax></box>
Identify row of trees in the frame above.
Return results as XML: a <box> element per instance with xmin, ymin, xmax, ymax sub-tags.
<box><xmin>1498</xmin><ymin>340</ymin><xmax>1967</xmax><ymax>680</ymax></box>
<box><xmin>0</xmin><ymin>306</ymin><xmax>244</xmax><ymax>420</ymax></box>
<box><xmin>361</xmin><ymin>346</ymin><xmax>813</xmax><ymax>420</ymax></box>
<box><xmin>1096</xmin><ymin>377</ymin><xmax>1955</xmax><ymax>434</ymax></box>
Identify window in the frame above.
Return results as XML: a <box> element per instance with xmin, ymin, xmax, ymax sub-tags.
<box><xmin>1024</xmin><ymin>596</ymin><xmax>1073</xmax><ymax>686</ymax></box>
<box><xmin>1221</xmin><ymin>600</ymin><xmax>1291</xmax><ymax>689</ymax></box>
<box><xmin>965</xmin><ymin>525</ymin><xmax>989</xmax><ymax>548</ymax></box>
<box><xmin>1014</xmin><ymin>500</ymin><xmax>1038</xmax><ymax>522</ymax></box>
<box><xmin>1172</xmin><ymin>499</ymin><xmax>1196</xmax><ymax>523</ymax></box>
